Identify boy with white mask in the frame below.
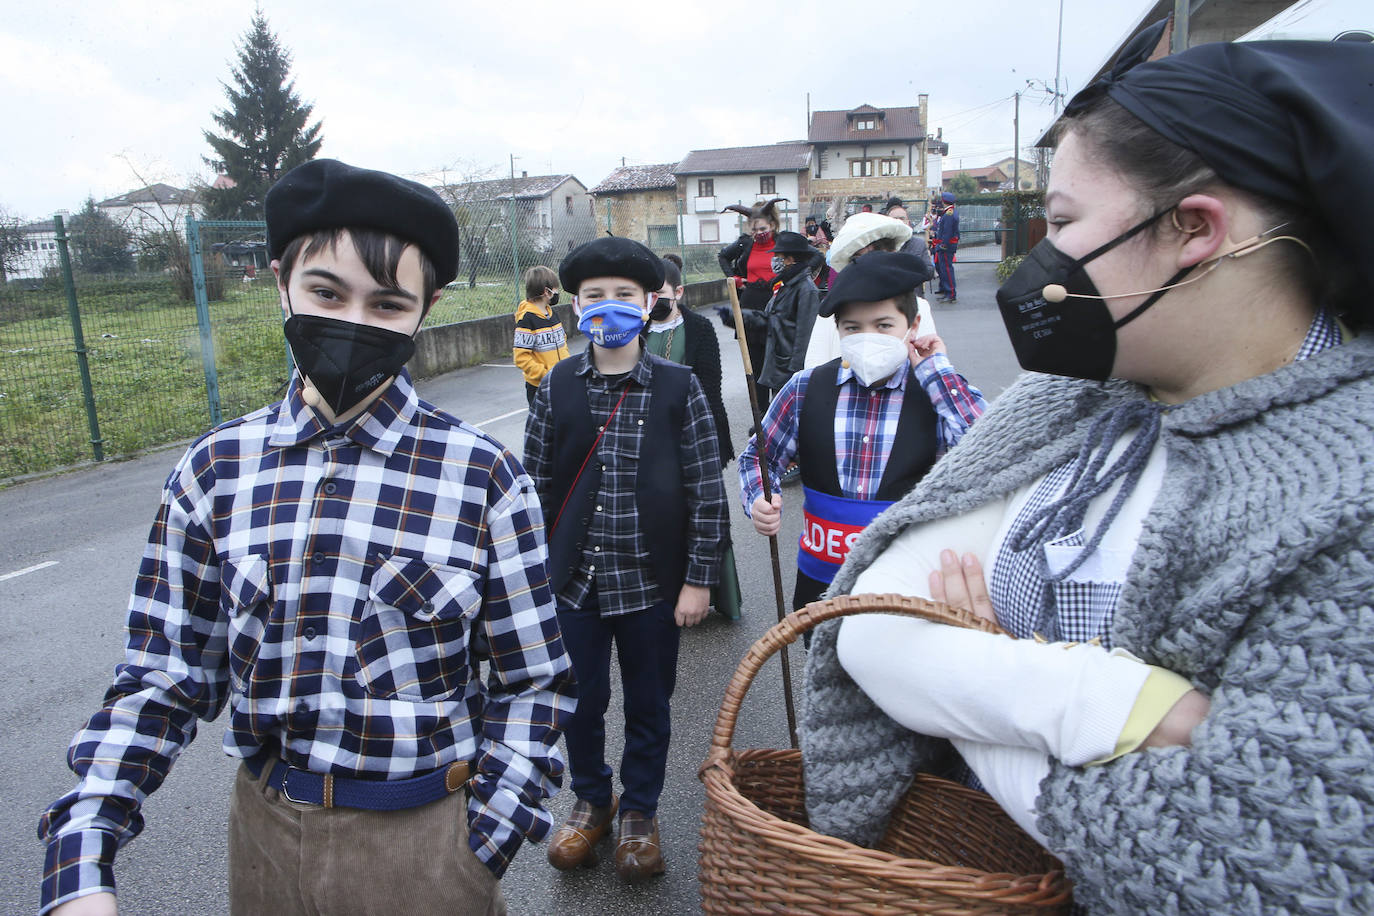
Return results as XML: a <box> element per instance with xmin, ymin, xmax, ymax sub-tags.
<box><xmin>739</xmin><ymin>251</ymin><xmax>985</xmax><ymax>612</ymax></box>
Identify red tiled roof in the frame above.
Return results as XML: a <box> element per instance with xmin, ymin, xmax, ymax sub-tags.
<box><xmin>809</xmin><ymin>105</ymin><xmax>926</xmax><ymax>143</ymax></box>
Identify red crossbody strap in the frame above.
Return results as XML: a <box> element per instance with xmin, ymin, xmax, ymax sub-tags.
<box><xmin>551</xmin><ymin>383</ymin><xmax>633</xmax><ymax>534</ymax></box>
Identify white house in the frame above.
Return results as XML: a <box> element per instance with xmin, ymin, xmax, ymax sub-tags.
<box><xmin>673</xmin><ymin>142</ymin><xmax>811</xmax><ymax>245</ymax></box>
<box><xmin>10</xmin><ymin>218</ymin><xmax>62</xmax><ymax>281</ymax></box>
<box><xmin>438</xmin><ymin>173</ymin><xmax>597</xmax><ymax>257</ymax></box>
<box><xmin>96</xmin><ymin>183</ymin><xmax>202</xmax><ymax>239</ymax></box>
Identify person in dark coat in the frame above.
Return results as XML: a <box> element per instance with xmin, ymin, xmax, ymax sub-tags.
<box><xmin>757</xmin><ymin>231</ymin><xmax>822</xmax><ymax>392</ymax></box>
<box><xmin>647</xmin><ymin>253</ymin><xmax>735</xmax><ymax>466</ymax></box>
<box><xmin>716</xmin><ymin>197</ymin><xmax>788</xmax><ymax>407</ymax></box>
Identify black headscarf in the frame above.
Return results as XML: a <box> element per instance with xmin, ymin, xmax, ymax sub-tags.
<box><xmin>1065</xmin><ymin>29</ymin><xmax>1374</xmax><ymax>298</ymax></box>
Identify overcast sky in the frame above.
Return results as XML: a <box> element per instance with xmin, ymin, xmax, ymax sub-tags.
<box><xmin>0</xmin><ymin>0</ymin><xmax>1362</xmax><ymax>219</ymax></box>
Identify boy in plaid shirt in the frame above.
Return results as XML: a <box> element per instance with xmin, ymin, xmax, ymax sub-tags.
<box><xmin>39</xmin><ymin>160</ymin><xmax>575</xmax><ymax>916</ymax></box>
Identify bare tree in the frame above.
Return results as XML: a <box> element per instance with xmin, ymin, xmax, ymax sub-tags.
<box><xmin>0</xmin><ymin>206</ymin><xmax>26</xmax><ymax>283</ymax></box>
<box><xmin>424</xmin><ymin>160</ymin><xmax>505</xmax><ymax>290</ymax></box>
<box><xmin>117</xmin><ymin>156</ymin><xmax>222</xmax><ymax>300</ymax></box>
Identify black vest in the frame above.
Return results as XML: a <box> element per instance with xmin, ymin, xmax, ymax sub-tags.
<box><xmin>544</xmin><ymin>355</ymin><xmax>692</xmax><ymax>599</ymax></box>
<box><xmin>797</xmin><ymin>358</ymin><xmax>939</xmax><ymax>501</ymax></box>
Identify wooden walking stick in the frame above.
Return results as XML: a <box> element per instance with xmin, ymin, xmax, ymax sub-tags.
<box><xmin>726</xmin><ymin>279</ymin><xmax>799</xmax><ymax>749</ymax></box>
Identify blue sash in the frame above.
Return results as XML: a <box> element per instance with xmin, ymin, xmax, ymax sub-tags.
<box><xmin>797</xmin><ymin>485</ymin><xmax>893</xmax><ymax>584</ymax></box>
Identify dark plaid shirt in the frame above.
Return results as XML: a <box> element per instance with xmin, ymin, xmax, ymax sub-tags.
<box><xmin>38</xmin><ymin>371</ymin><xmax>575</xmax><ymax>912</ymax></box>
<box><xmin>525</xmin><ymin>346</ymin><xmax>726</xmax><ymax>616</ymax></box>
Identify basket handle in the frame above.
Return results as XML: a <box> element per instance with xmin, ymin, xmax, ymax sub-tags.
<box><xmin>702</xmin><ymin>593</ymin><xmax>1005</xmax><ymax>773</ymax></box>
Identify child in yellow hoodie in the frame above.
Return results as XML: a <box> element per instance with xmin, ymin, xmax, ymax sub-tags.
<box><xmin>513</xmin><ymin>265</ymin><xmax>571</xmax><ymax>406</ymax></box>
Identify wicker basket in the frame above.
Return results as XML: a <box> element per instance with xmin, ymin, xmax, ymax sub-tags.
<box><xmin>698</xmin><ymin>593</ymin><xmax>1074</xmax><ymax>914</ymax></box>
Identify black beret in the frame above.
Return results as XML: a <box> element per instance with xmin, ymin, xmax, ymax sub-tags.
<box><xmin>771</xmin><ymin>230</ymin><xmax>813</xmax><ymax>256</ymax></box>
<box><xmin>559</xmin><ymin>236</ymin><xmax>665</xmax><ymax>293</ymax></box>
<box><xmin>819</xmin><ymin>251</ymin><xmax>926</xmax><ymax>317</ymax></box>
<box><xmin>265</xmin><ymin>159</ymin><xmax>460</xmax><ymax>287</ymax></box>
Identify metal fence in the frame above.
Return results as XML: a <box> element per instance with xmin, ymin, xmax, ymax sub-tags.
<box><xmin>0</xmin><ymin>203</ymin><xmax>611</xmax><ymax>481</ymax></box>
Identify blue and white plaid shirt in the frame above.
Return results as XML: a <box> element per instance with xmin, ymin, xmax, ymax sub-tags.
<box><xmin>740</xmin><ymin>352</ymin><xmax>987</xmax><ymax>512</ymax></box>
<box><xmin>39</xmin><ymin>371</ymin><xmax>576</xmax><ymax>912</ymax></box>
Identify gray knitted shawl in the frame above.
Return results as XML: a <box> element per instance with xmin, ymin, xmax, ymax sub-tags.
<box><xmin>800</xmin><ymin>334</ymin><xmax>1374</xmax><ymax>914</ymax></box>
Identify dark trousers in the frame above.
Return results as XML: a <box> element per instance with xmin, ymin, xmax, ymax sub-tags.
<box><xmin>793</xmin><ymin>570</ymin><xmax>831</xmax><ymax>649</ymax></box>
<box><xmin>935</xmin><ymin>252</ymin><xmax>957</xmax><ymax>298</ymax></box>
<box><xmin>524</xmin><ymin>382</ymin><xmax>538</xmax><ymax>408</ymax></box>
<box><xmin>557</xmin><ymin>589</ymin><xmax>679</xmax><ymax>817</ymax></box>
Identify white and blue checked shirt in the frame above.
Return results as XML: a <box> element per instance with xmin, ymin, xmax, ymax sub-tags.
<box><xmin>740</xmin><ymin>352</ymin><xmax>987</xmax><ymax>511</ymax></box>
<box><xmin>990</xmin><ymin>308</ymin><xmax>1345</xmax><ymax>646</ymax></box>
<box><xmin>39</xmin><ymin>371</ymin><xmax>575</xmax><ymax>912</ymax></box>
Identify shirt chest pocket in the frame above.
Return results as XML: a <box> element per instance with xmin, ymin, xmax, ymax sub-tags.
<box><xmin>354</xmin><ymin>554</ymin><xmax>484</xmax><ymax>703</ymax></box>
<box><xmin>597</xmin><ymin>410</ymin><xmax>645</xmax><ymax>464</ymax></box>
<box><xmin>221</xmin><ymin>554</ymin><xmax>272</xmax><ymax>693</ymax></box>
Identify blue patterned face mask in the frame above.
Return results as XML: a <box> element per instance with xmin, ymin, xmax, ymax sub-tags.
<box><xmin>577</xmin><ymin>299</ymin><xmax>647</xmax><ymax>348</ymax></box>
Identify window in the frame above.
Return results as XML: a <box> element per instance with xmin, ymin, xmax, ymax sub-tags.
<box><xmin>699</xmin><ymin>219</ymin><xmax>720</xmax><ymax>244</ymax></box>
<box><xmin>854</xmin><ymin>118</ymin><xmax>876</xmax><ymax>130</ymax></box>
<box><xmin>589</xmin><ymin>197</ymin><xmax>595</xmax><ymax>216</ymax></box>
<box><xmin>879</xmin><ymin>159</ymin><xmax>901</xmax><ymax>177</ymax></box>
<box><xmin>648</xmin><ymin>224</ymin><xmax>679</xmax><ymax>248</ymax></box>
<box><xmin>565</xmin><ymin>195</ymin><xmax>574</xmax><ymax>214</ymax></box>
<box><xmin>698</xmin><ymin>179</ymin><xmax>714</xmax><ymax>197</ymax></box>
<box><xmin>850</xmin><ymin>159</ymin><xmax>874</xmax><ymax>178</ymax></box>
<box><xmin>759</xmin><ymin>175</ymin><xmax>776</xmax><ymax>194</ymax></box>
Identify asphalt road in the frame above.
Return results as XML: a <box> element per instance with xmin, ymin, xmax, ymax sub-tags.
<box><xmin>0</xmin><ymin>261</ymin><xmax>1020</xmax><ymax>915</ymax></box>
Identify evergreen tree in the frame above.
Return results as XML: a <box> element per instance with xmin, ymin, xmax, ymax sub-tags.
<box><xmin>67</xmin><ymin>198</ymin><xmax>134</xmax><ymax>274</ymax></box>
<box><xmin>202</xmin><ymin>10</ymin><xmax>323</xmax><ymax>220</ymax></box>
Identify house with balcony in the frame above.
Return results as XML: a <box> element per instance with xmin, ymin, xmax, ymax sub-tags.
<box><xmin>806</xmin><ymin>98</ymin><xmax>948</xmax><ymax>218</ymax></box>
<box><xmin>674</xmin><ymin>142</ymin><xmax>811</xmax><ymax>246</ymax></box>
<box><xmin>590</xmin><ymin>163</ymin><xmax>680</xmax><ymax>248</ymax></box>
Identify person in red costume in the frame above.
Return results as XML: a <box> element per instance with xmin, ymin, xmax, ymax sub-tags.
<box><xmin>716</xmin><ymin>197</ymin><xmax>788</xmax><ymax>406</ymax></box>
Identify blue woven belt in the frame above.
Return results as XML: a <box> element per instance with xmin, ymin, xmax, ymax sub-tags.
<box><xmin>244</xmin><ymin>754</ymin><xmax>472</xmax><ymax>811</ymax></box>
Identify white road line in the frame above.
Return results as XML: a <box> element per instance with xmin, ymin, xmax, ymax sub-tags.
<box><xmin>479</xmin><ymin>364</ymin><xmax>522</xmax><ymax>369</ymax></box>
<box><xmin>472</xmin><ymin>408</ymin><xmax>528</xmax><ymax>427</ymax></box>
<box><xmin>0</xmin><ymin>560</ymin><xmax>58</xmax><ymax>583</ymax></box>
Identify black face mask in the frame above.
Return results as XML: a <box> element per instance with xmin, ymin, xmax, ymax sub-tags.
<box><xmin>995</xmin><ymin>209</ymin><xmax>1191</xmax><ymax>381</ymax></box>
<box><xmin>284</xmin><ymin>313</ymin><xmax>416</xmax><ymax>415</ymax></box>
<box><xmin>548</xmin><ymin>292</ymin><xmax>560</xmax><ymax>307</ymax></box>
<box><xmin>649</xmin><ymin>298</ymin><xmax>674</xmax><ymax>322</ymax></box>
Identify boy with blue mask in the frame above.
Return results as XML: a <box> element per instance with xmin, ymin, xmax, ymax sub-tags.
<box><xmin>523</xmin><ymin>236</ymin><xmax>727</xmax><ymax>883</ymax></box>
<box><xmin>740</xmin><ymin>251</ymin><xmax>987</xmax><ymax>616</ymax></box>
<box><xmin>38</xmin><ymin>159</ymin><xmax>576</xmax><ymax>916</ymax></box>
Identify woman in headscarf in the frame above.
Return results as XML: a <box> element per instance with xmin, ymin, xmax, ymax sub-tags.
<box><xmin>717</xmin><ymin>197</ymin><xmax>788</xmax><ymax>405</ymax></box>
<box><xmin>799</xmin><ymin>30</ymin><xmax>1374</xmax><ymax>913</ymax></box>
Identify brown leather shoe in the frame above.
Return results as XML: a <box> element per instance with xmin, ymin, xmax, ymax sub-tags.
<box><xmin>614</xmin><ymin>811</ymin><xmax>665</xmax><ymax>883</ymax></box>
<box><xmin>547</xmin><ymin>795</ymin><xmax>617</xmax><ymax>870</ymax></box>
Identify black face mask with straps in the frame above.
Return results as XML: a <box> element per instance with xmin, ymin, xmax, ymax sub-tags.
<box><xmin>284</xmin><ymin>308</ymin><xmax>416</xmax><ymax>415</ymax></box>
<box><xmin>995</xmin><ymin>208</ymin><xmax>1193</xmax><ymax>381</ymax></box>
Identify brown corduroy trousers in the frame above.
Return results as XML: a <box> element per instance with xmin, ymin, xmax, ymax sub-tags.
<box><xmin>228</xmin><ymin>761</ymin><xmax>507</xmax><ymax>916</ymax></box>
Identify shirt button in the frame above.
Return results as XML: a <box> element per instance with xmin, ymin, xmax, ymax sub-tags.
<box><xmin>598</xmin><ymin>425</ymin><xmax>605</xmax><ymax>433</ymax></box>
<box><xmin>323</xmin><ymin>481</ymin><xmax>337</xmax><ymax>495</ymax></box>
<box><xmin>594</xmin><ymin>546</ymin><xmax>601</xmax><ymax>553</ymax></box>
<box><xmin>862</xmin><ymin>435</ymin><xmax>870</xmax><ymax>443</ymax></box>
<box><xmin>304</xmin><ymin>626</ymin><xmax>316</xmax><ymax>640</ymax></box>
<box><xmin>295</xmin><ymin>701</ymin><xmax>309</xmax><ymax>716</ymax></box>
<box><xmin>637</xmin><ymin>419</ymin><xmax>644</xmax><ymax>426</ymax></box>
<box><xmin>588</xmin><ymin>564</ymin><xmax>596</xmax><ymax>573</ymax></box>
<box><xmin>596</xmin><ymin>505</ymin><xmax>604</xmax><ymax>512</ymax></box>
<box><xmin>857</xmin><ymin>485</ymin><xmax>865</xmax><ymax>492</ymax></box>
<box><xmin>312</xmin><ymin>552</ymin><xmax>326</xmax><ymax>565</ymax></box>
<box><xmin>601</xmin><ymin>464</ymin><xmax>607</xmax><ymax>472</ymax></box>
<box><xmin>422</xmin><ymin>601</ymin><xmax>434</xmax><ymax>613</ymax></box>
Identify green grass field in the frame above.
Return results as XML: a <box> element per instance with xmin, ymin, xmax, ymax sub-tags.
<box><xmin>0</xmin><ymin>273</ymin><xmax>524</xmax><ymax>480</ymax></box>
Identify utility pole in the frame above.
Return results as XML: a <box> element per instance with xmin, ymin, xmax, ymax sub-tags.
<box><xmin>508</xmin><ymin>154</ymin><xmax>520</xmax><ymax>286</ymax></box>
<box><xmin>1054</xmin><ymin>0</ymin><xmax>1065</xmax><ymax>116</ymax></box>
<box><xmin>1013</xmin><ymin>91</ymin><xmax>1022</xmax><ymax>253</ymax></box>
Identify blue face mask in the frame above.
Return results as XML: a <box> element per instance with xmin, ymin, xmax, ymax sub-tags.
<box><xmin>577</xmin><ymin>299</ymin><xmax>646</xmax><ymax>348</ymax></box>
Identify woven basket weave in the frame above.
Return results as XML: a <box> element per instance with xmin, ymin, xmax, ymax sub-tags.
<box><xmin>698</xmin><ymin>593</ymin><xmax>1074</xmax><ymax>914</ymax></box>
